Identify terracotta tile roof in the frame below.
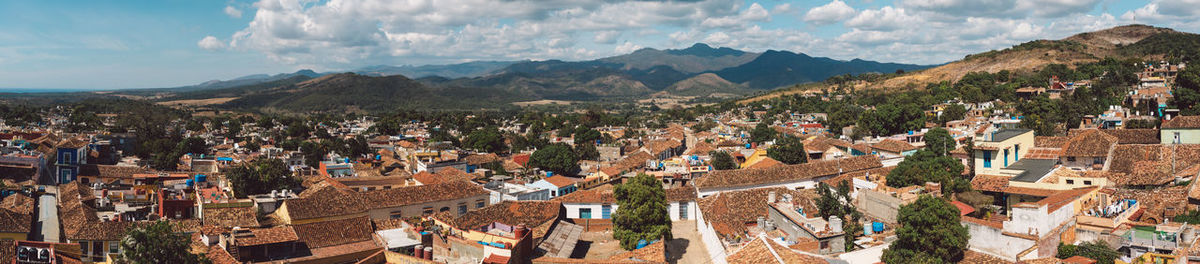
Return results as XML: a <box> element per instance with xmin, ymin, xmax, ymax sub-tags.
<box><xmin>1001</xmin><ymin>186</ymin><xmax>1059</xmax><ymax>197</ymax></box>
<box><xmin>543</xmin><ymin>176</ymin><xmax>577</xmax><ymax>188</ymax></box>
<box><xmin>698</xmin><ymin>188</ymin><xmax>817</xmax><ymax>238</ymax></box>
<box><xmin>441</xmin><ymin>201</ymin><xmax>562</xmax><ymax>237</ymax></box>
<box><xmin>745</xmin><ymin>157</ymin><xmax>783</xmax><ymax>169</ymax></box>
<box><xmin>1164</xmin><ymin>115</ymin><xmax>1200</xmax><ymax>129</ymax></box>
<box><xmin>1113</xmin><ymin>186</ymin><xmax>1189</xmax><ymax>223</ymax></box>
<box><xmin>203</xmin><ymin>206</ymin><xmax>260</xmax><ymax>228</ymax></box>
<box><xmin>0</xmin><ymin>207</ymin><xmax>30</xmax><ymax>234</ymax></box>
<box><xmin>822</xmin><ymin>166</ymin><xmax>892</xmax><ymax>186</ymax></box>
<box><xmin>1108</xmin><ymin>145</ymin><xmax>1169</xmax><ymax>174</ymax></box>
<box><xmin>556</xmin><ymin>184</ymin><xmax>615</xmax><ymax>204</ymax></box>
<box><xmin>283</xmin><ymin>185</ymin><xmax>369</xmax><ymax>221</ymax></box>
<box><xmin>236</xmin><ymin>226</ymin><xmax>299</xmax><ymax>246</ymax></box>
<box><xmin>1060</xmin><ymin>129</ymin><xmax>1117</xmax><ymax>157</ymax></box>
<box><xmin>360</xmin><ymin>180</ymin><xmax>490</xmax><ymax>210</ymax></box>
<box><xmin>66</xmin><ymin>221</ymin><xmax>140</xmax><ymax>241</ymax></box>
<box><xmin>695</xmin><ymin>155</ymin><xmax>882</xmax><ymax>190</ymax></box>
<box><xmin>206</xmin><ymin>245</ymin><xmax>240</xmax><ymax>264</ymax></box>
<box><xmin>645</xmin><ymin>139</ymin><xmax>682</xmax><ymax>156</ymax></box>
<box><xmin>1034</xmin><ymin>187</ymin><xmax>1098</xmax><ymax>211</ymax></box>
<box><xmin>56</xmin><ymin>138</ymin><xmax>89</xmax><ymax>149</ymax></box>
<box><xmin>684</xmin><ymin>141</ymin><xmax>716</xmax><ymax>156</ymax></box>
<box><xmin>1121</xmin><ymin>161</ymin><xmax>1174</xmax><ymax>186</ymax></box>
<box><xmin>665</xmin><ymin>187</ymin><xmax>696</xmax><ymax>202</ymax></box>
<box><xmin>610</xmin><ymin>239</ymin><xmax>667</xmax><ymax>263</ymax></box>
<box><xmin>1098</xmin><ymin>129</ymin><xmax>1159</xmax><ymax>144</ymax></box>
<box><xmin>411</xmin><ymin>171</ymin><xmax>441</xmax><ymax>185</ymax></box>
<box><xmin>850</xmin><ymin>143</ymin><xmax>873</xmax><ymax>154</ymax></box>
<box><xmin>292</xmin><ymin>216</ymin><xmax>374</xmax><ymax>248</ymax></box>
<box><xmin>1034</xmin><ymin>136</ymin><xmax>1069</xmax><ymax>148</ymax></box>
<box><xmin>726</xmin><ymin>236</ymin><xmax>829</xmax><ymax>264</ymax></box>
<box><xmin>0</xmin><ymin>194</ymin><xmax>35</xmax><ymax>215</ymax></box>
<box><xmin>960</xmin><ymin>250</ymin><xmax>1014</xmax><ymax>263</ymax></box>
<box><xmin>0</xmin><ymin>240</ymin><xmax>13</xmax><ymax>264</ymax></box>
<box><xmin>463</xmin><ymin>153</ymin><xmax>502</xmax><ymax>165</ymax></box>
<box><xmin>77</xmin><ymin>164</ymin><xmax>149</xmax><ymax>178</ymax></box>
<box><xmin>436</xmin><ymin>167</ymin><xmax>476</xmax><ymax>182</ymax></box>
<box><xmin>1023</xmin><ymin>147</ymin><xmax>1061</xmax><ymax>160</ymax></box>
<box><xmin>872</xmin><ymin>139</ymin><xmax>918</xmax><ymax>154</ymax></box>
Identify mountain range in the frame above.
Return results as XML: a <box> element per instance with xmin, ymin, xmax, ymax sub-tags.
<box><xmin>135</xmin><ymin>43</ymin><xmax>931</xmax><ymax>112</ymax></box>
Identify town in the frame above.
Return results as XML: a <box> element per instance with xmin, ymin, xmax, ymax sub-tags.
<box><xmin>1</xmin><ymin>55</ymin><xmax>1199</xmax><ymax>264</ymax></box>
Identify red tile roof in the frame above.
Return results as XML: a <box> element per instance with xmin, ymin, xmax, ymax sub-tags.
<box><xmin>1060</xmin><ymin>129</ymin><xmax>1117</xmax><ymax>157</ymax></box>
<box><xmin>695</xmin><ymin>155</ymin><xmax>882</xmax><ymax>190</ymax></box>
<box><xmin>1164</xmin><ymin>115</ymin><xmax>1200</xmax><ymax>129</ymax></box>
<box><xmin>543</xmin><ymin>176</ymin><xmax>577</xmax><ymax>188</ymax></box>
<box><xmin>292</xmin><ymin>216</ymin><xmax>374</xmax><ymax>249</ymax></box>
<box><xmin>872</xmin><ymin>139</ymin><xmax>918</xmax><ymax>154</ymax></box>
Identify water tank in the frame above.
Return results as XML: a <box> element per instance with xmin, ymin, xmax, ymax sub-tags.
<box><xmin>196</xmin><ymin>174</ymin><xmax>208</xmax><ymax>182</ymax></box>
<box><xmin>863</xmin><ymin>223</ymin><xmax>873</xmax><ymax>236</ymax></box>
<box><xmin>636</xmin><ymin>239</ymin><xmax>648</xmax><ymax>249</ymax></box>
<box><xmin>873</xmin><ymin>222</ymin><xmax>885</xmax><ymax>232</ymax></box>
<box><xmin>185</xmin><ymin>179</ymin><xmax>194</xmax><ymax>187</ymax></box>
<box><xmin>829</xmin><ymin>216</ymin><xmax>843</xmax><ymax>233</ymax></box>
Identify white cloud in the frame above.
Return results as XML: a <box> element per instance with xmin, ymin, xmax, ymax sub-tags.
<box><xmin>614</xmin><ymin>41</ymin><xmax>642</xmax><ymax>54</ymax></box>
<box><xmin>772</xmin><ymin>3</ymin><xmax>794</xmax><ymax>15</ymax></box>
<box><xmin>593</xmin><ymin>30</ymin><xmax>620</xmax><ymax>44</ymax></box>
<box><xmin>845</xmin><ymin>6</ymin><xmax>920</xmax><ymax>31</ymax></box>
<box><xmin>224</xmin><ymin>5</ymin><xmax>242</xmax><ymax>18</ymax></box>
<box><xmin>804</xmin><ymin>0</ymin><xmax>856</xmax><ymax>25</ymax></box>
<box><xmin>701</xmin><ymin>3</ymin><xmax>770</xmax><ymax>28</ymax></box>
<box><xmin>197</xmin><ymin>36</ymin><xmax>227</xmax><ymax>50</ymax></box>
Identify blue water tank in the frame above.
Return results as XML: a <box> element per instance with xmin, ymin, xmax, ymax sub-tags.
<box><xmin>185</xmin><ymin>179</ymin><xmax>194</xmax><ymax>187</ymax></box>
<box><xmin>873</xmin><ymin>222</ymin><xmax>885</xmax><ymax>232</ymax></box>
<box><xmin>195</xmin><ymin>174</ymin><xmax>207</xmax><ymax>183</ymax></box>
<box><xmin>863</xmin><ymin>223</ymin><xmax>873</xmax><ymax>236</ymax></box>
<box><xmin>636</xmin><ymin>240</ymin><xmax>648</xmax><ymax>249</ymax></box>
<box><xmin>745</xmin><ymin>144</ymin><xmax>751</xmax><ymax>148</ymax></box>
<box><xmin>546</xmin><ymin>171</ymin><xmax>553</xmax><ymax>177</ymax></box>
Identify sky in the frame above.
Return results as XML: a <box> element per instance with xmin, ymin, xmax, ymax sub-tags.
<box><xmin>2</xmin><ymin>0</ymin><xmax>1199</xmax><ymax>90</ymax></box>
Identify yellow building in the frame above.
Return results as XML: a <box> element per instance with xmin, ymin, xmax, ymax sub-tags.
<box><xmin>974</xmin><ymin>129</ymin><xmax>1036</xmax><ymax>177</ymax></box>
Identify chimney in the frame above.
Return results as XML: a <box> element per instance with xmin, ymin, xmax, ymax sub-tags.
<box><xmin>414</xmin><ymin>245</ymin><xmax>423</xmax><ymax>258</ymax></box>
<box><xmin>423</xmin><ymin>247</ymin><xmax>433</xmax><ymax>260</ymax></box>
<box><xmin>768</xmin><ymin>191</ymin><xmax>776</xmax><ymax>203</ymax></box>
<box><xmin>514</xmin><ymin>225</ymin><xmax>529</xmax><ymax>240</ymax></box>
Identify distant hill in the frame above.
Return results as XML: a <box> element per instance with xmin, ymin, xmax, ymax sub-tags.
<box><xmin>176</xmin><ymin>69</ymin><xmax>323</xmax><ymax>92</ymax></box>
<box><xmin>667</xmin><ymin>73</ymin><xmax>750</xmax><ymax>96</ymax></box>
<box><xmin>739</xmin><ymin>24</ymin><xmax>1198</xmax><ymax>103</ymax></box>
<box><xmin>218</xmin><ymin>73</ymin><xmax>517</xmax><ymax>112</ymax></box>
<box><xmin>713</xmin><ymin>50</ymin><xmax>929</xmax><ymax>90</ymax></box>
<box><xmin>599</xmin><ymin>43</ymin><xmax>760</xmax><ymax>73</ymax></box>
<box><xmin>353</xmin><ymin>61</ymin><xmax>517</xmax><ymax>78</ymax></box>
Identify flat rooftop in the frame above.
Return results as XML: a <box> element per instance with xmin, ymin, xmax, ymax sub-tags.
<box><xmin>1009</xmin><ymin>159</ymin><xmax>1058</xmax><ymax>183</ymax></box>
<box><xmin>985</xmin><ymin>129</ymin><xmax>1032</xmax><ymax>142</ymax></box>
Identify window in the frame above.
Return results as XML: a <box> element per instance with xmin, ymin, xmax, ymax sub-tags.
<box><xmin>1003</xmin><ymin>149</ymin><xmax>1009</xmax><ymax>167</ymax></box>
<box><xmin>1067</xmin><ymin>157</ymin><xmax>1076</xmax><ymax>162</ymax></box>
<box><xmin>820</xmin><ymin>241</ymin><xmax>829</xmax><ymax>250</ymax></box>
<box><xmin>476</xmin><ymin>199</ymin><xmax>486</xmax><ymax>208</ymax></box>
<box><xmin>440</xmin><ymin>207</ymin><xmax>450</xmax><ymax>213</ymax></box>
<box><xmin>1066</xmin><ymin>179</ymin><xmax>1074</xmax><ymax>184</ymax></box>
<box><xmin>580</xmin><ymin>208</ymin><xmax>592</xmax><ymax>219</ymax></box>
<box><xmin>1014</xmin><ymin>144</ymin><xmax>1020</xmax><ymax>162</ymax></box>
<box><xmin>79</xmin><ymin>241</ymin><xmax>89</xmax><ymax>255</ymax></box>
<box><xmin>601</xmin><ymin>204</ymin><xmax>611</xmax><ymax>219</ymax></box>
<box><xmin>1093</xmin><ymin>157</ymin><xmax>1103</xmax><ymax>165</ymax></box>
<box><xmin>982</xmin><ymin>150</ymin><xmax>992</xmax><ymax>168</ymax></box>
<box><xmin>422</xmin><ymin>207</ymin><xmax>434</xmax><ymax>215</ymax></box>
<box><xmin>109</xmin><ymin>241</ymin><xmax>119</xmax><ymax>254</ymax></box>
<box><xmin>1175</xmin><ymin>132</ymin><xmax>1182</xmax><ymax>144</ymax></box>
<box><xmin>551</xmin><ymin>190</ymin><xmax>557</xmax><ymax>196</ymax></box>
<box><xmin>390</xmin><ymin>211</ymin><xmax>403</xmax><ymax>219</ymax></box>
<box><xmin>1084</xmin><ymin>180</ymin><xmax>1092</xmax><ymax>185</ymax></box>
<box><xmin>91</xmin><ymin>241</ymin><xmax>103</xmax><ymax>256</ymax></box>
<box><xmin>679</xmin><ymin>202</ymin><xmax>689</xmax><ymax>220</ymax></box>
<box><xmin>458</xmin><ymin>203</ymin><xmax>468</xmax><ymax>214</ymax></box>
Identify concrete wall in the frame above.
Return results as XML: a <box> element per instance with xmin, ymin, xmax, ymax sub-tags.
<box><xmin>766</xmin><ymin>206</ymin><xmax>843</xmax><ymax>254</ymax></box>
<box><xmin>1163</xmin><ymin>129</ymin><xmax>1200</xmax><ymax>144</ymax></box>
<box><xmin>856</xmin><ymin>189</ymin><xmax>901</xmax><ymax>224</ymax></box>
<box><xmin>697</xmin><ymin>178</ymin><xmax>822</xmax><ymax>198</ymax></box>
<box><xmin>366</xmin><ymin>194</ymin><xmax>491</xmax><ymax>220</ymax></box>
<box><xmin>694</xmin><ymin>204</ymin><xmax>729</xmax><ymax>264</ymax></box>
<box><xmin>974</xmin><ymin>131</ymin><xmax>1035</xmax><ymax>175</ymax></box>
<box><xmin>564</xmin><ymin>203</ymin><xmax>617</xmax><ymax>219</ymax></box>
<box><xmin>965</xmin><ymin>221</ymin><xmax>1036</xmax><ymax>262</ymax></box>
<box><xmin>668</xmin><ymin>200</ymin><xmax>697</xmax><ymax>221</ymax></box>
<box><xmin>1004</xmin><ymin>202</ymin><xmax>1075</xmax><ymax>237</ymax></box>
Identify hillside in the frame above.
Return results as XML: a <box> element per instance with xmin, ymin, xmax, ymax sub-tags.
<box><xmin>353</xmin><ymin>61</ymin><xmax>517</xmax><ymax>78</ymax></box>
<box><xmin>599</xmin><ymin>43</ymin><xmax>760</xmax><ymax>73</ymax></box>
<box><xmin>714</xmin><ymin>50</ymin><xmax>930</xmax><ymax>90</ymax></box>
<box><xmin>739</xmin><ymin>24</ymin><xmax>1194</xmax><ymax>103</ymax></box>
<box><xmin>218</xmin><ymin>73</ymin><xmax>517</xmax><ymax>112</ymax></box>
<box><xmin>667</xmin><ymin>73</ymin><xmax>750</xmax><ymax>96</ymax></box>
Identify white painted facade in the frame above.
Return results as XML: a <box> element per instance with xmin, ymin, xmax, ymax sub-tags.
<box><xmin>964</xmin><ymin>221</ymin><xmax>1037</xmax><ymax>262</ymax></box>
<box><xmin>697</xmin><ymin>178</ymin><xmax>823</xmax><ymax>198</ymax></box>
<box><xmin>563</xmin><ymin>200</ymin><xmax>696</xmax><ymax>221</ymax></box>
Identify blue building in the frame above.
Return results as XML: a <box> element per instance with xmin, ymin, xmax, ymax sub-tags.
<box><xmin>54</xmin><ymin>139</ymin><xmax>90</xmax><ymax>184</ymax></box>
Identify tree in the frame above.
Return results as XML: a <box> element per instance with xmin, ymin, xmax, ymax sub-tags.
<box><xmin>529</xmin><ymin>143</ymin><xmax>580</xmax><ymax>176</ymax></box>
<box><xmin>750</xmin><ymin>122</ymin><xmax>776</xmax><ymax>144</ymax></box>
<box><xmin>299</xmin><ymin>141</ymin><xmax>327</xmax><ymax>167</ymax></box>
<box><xmin>573</xmin><ymin>127</ymin><xmax>603</xmax><ymax>145</ymax></box>
<box><xmin>767</xmin><ymin>136</ymin><xmax>808</xmax><ymax>165</ymax></box>
<box><xmin>886</xmin><ymin>150</ymin><xmax>969</xmax><ymax>196</ymax></box>
<box><xmin>940</xmin><ymin>104</ymin><xmax>967</xmax><ymax>124</ymax></box>
<box><xmin>1056</xmin><ymin>240</ymin><xmax>1119</xmax><ymax>264</ymax></box>
<box><xmin>119</xmin><ymin>220</ymin><xmax>208</xmax><ymax>264</ymax></box>
<box><xmin>346</xmin><ymin>135</ymin><xmax>371</xmax><ymax>158</ymax></box>
<box><xmin>709</xmin><ymin>151</ymin><xmax>738</xmax><ymax>170</ymax></box>
<box><xmin>463</xmin><ymin>126</ymin><xmax>508</xmax><ymax>153</ymax></box>
<box><xmin>924</xmin><ymin>128</ymin><xmax>954</xmax><ymax>156</ymax></box>
<box><xmin>1175</xmin><ymin>64</ymin><xmax>1200</xmax><ymax>115</ymax></box>
<box><xmin>613</xmin><ymin>174</ymin><xmax>672</xmax><ymax>250</ymax></box>
<box><xmin>575</xmin><ymin>143</ymin><xmax>599</xmax><ymax>161</ymax></box>
<box><xmin>226</xmin><ymin>158</ymin><xmax>300</xmax><ymax>198</ymax></box>
<box><xmin>881</xmin><ymin>196</ymin><xmax>969</xmax><ymax>264</ymax></box>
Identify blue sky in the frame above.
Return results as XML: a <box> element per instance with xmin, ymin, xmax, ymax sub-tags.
<box><xmin>1</xmin><ymin>0</ymin><xmax>1197</xmax><ymax>89</ymax></box>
